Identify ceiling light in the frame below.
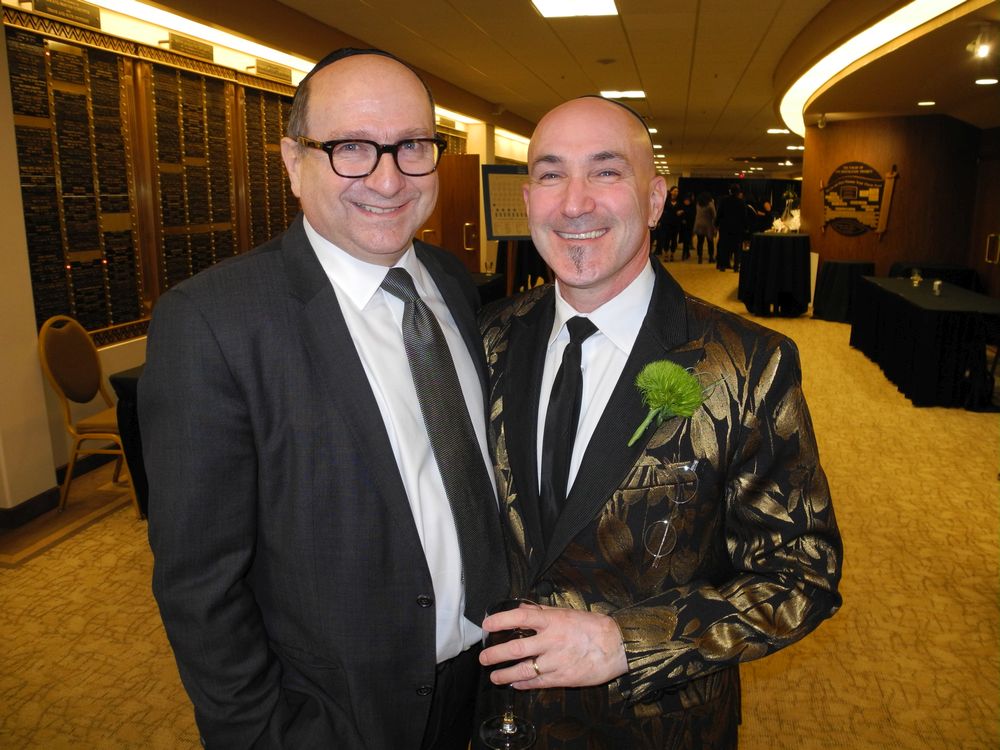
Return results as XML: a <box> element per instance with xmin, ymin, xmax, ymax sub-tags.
<box><xmin>600</xmin><ymin>90</ymin><xmax>645</xmax><ymax>99</ymax></box>
<box><xmin>648</xmin><ymin>128</ymin><xmax>658</xmax><ymax>134</ymax></box>
<box><xmin>767</xmin><ymin>128</ymin><xmax>790</xmax><ymax>134</ymax></box>
<box><xmin>86</xmin><ymin>0</ymin><xmax>314</xmax><ymax>73</ymax></box>
<box><xmin>787</xmin><ymin>145</ymin><xmax>805</xmax><ymax>150</ymax></box>
<box><xmin>917</xmin><ymin>100</ymin><xmax>936</xmax><ymax>106</ymax></box>
<box><xmin>653</xmin><ymin>144</ymin><xmax>663</xmax><ymax>149</ymax></box>
<box><xmin>434</xmin><ymin>106</ymin><xmax>481</xmax><ymax>125</ymax></box>
<box><xmin>532</xmin><ymin>0</ymin><xmax>618</xmax><ymax>18</ymax></box>
<box><xmin>495</xmin><ymin>128</ymin><xmax>529</xmax><ymax>144</ymax></box>
<box><xmin>968</xmin><ymin>26</ymin><xmax>993</xmax><ymax>58</ymax></box>
<box><xmin>975</xmin><ymin>77</ymin><xmax>999</xmax><ymax>85</ymax></box>
<box><xmin>779</xmin><ymin>0</ymin><xmax>968</xmax><ymax>136</ymax></box>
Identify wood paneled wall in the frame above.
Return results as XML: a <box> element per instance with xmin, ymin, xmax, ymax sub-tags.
<box><xmin>969</xmin><ymin>128</ymin><xmax>1000</xmax><ymax>297</ymax></box>
<box><xmin>800</xmin><ymin>115</ymin><xmax>995</xmax><ymax>294</ymax></box>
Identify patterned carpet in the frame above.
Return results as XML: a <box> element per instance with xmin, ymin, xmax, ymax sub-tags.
<box><xmin>0</xmin><ymin>257</ymin><xmax>997</xmax><ymax>749</ymax></box>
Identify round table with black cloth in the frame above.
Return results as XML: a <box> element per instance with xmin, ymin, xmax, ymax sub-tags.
<box><xmin>738</xmin><ymin>232</ymin><xmax>812</xmax><ymax>317</ymax></box>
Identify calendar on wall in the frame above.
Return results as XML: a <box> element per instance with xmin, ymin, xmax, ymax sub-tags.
<box><xmin>482</xmin><ymin>164</ymin><xmax>530</xmax><ymax>240</ymax></box>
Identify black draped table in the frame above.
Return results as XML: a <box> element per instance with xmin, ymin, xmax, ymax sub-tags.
<box><xmin>813</xmin><ymin>259</ymin><xmax>876</xmax><ymax>323</ymax></box>
<box><xmin>849</xmin><ymin>277</ymin><xmax>1000</xmax><ymax>409</ymax></box>
<box><xmin>738</xmin><ymin>232</ymin><xmax>811</xmax><ymax>317</ymax></box>
<box><xmin>109</xmin><ymin>364</ymin><xmax>148</xmax><ymax>518</ymax></box>
<box><xmin>887</xmin><ymin>261</ymin><xmax>981</xmax><ymax>292</ymax></box>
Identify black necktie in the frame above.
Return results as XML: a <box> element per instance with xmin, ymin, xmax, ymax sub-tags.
<box><xmin>380</xmin><ymin>267</ymin><xmax>506</xmax><ymax>621</ymax></box>
<box><xmin>539</xmin><ymin>316</ymin><xmax>598</xmax><ymax>543</ymax></box>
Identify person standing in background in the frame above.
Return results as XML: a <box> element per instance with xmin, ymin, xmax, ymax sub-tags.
<box><xmin>715</xmin><ymin>183</ymin><xmax>747</xmax><ymax>271</ymax></box>
<box><xmin>141</xmin><ymin>48</ymin><xmax>507</xmax><ymax>750</ymax></box>
<box><xmin>693</xmin><ymin>190</ymin><xmax>716</xmax><ymax>264</ymax></box>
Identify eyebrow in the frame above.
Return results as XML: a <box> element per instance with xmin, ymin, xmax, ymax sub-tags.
<box><xmin>530</xmin><ymin>150</ymin><xmax>627</xmax><ymax>169</ymax></box>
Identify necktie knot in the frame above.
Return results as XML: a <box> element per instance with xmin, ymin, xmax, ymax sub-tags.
<box><xmin>566</xmin><ymin>316</ymin><xmax>598</xmax><ymax>346</ymax></box>
<box><xmin>381</xmin><ymin>267</ymin><xmax>420</xmax><ymax>303</ymax></box>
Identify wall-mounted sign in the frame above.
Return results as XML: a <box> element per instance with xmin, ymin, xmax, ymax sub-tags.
<box><xmin>482</xmin><ymin>164</ymin><xmax>530</xmax><ymax>240</ymax></box>
<box><xmin>254</xmin><ymin>59</ymin><xmax>292</xmax><ymax>83</ymax></box>
<box><xmin>822</xmin><ymin>161</ymin><xmax>884</xmax><ymax>236</ymax></box>
<box><xmin>168</xmin><ymin>33</ymin><xmax>213</xmax><ymax>62</ymax></box>
<box><xmin>33</xmin><ymin>0</ymin><xmax>101</xmax><ymax>29</ymax></box>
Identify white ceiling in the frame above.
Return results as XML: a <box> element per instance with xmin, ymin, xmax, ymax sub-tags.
<box><xmin>275</xmin><ymin>0</ymin><xmax>1000</xmax><ymax>178</ymax></box>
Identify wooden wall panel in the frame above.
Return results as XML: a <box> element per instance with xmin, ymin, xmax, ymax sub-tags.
<box><xmin>801</xmin><ymin>115</ymin><xmax>982</xmax><ymax>281</ymax></box>
<box><xmin>969</xmin><ymin>128</ymin><xmax>1000</xmax><ymax>297</ymax></box>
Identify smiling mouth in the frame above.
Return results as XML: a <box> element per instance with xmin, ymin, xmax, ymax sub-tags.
<box><xmin>355</xmin><ymin>202</ymin><xmax>401</xmax><ymax>215</ymax></box>
<box><xmin>555</xmin><ymin>229</ymin><xmax>607</xmax><ymax>240</ymax></box>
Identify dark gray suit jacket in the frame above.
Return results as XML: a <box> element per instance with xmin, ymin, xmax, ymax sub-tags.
<box><xmin>140</xmin><ymin>215</ymin><xmax>504</xmax><ymax>749</ymax></box>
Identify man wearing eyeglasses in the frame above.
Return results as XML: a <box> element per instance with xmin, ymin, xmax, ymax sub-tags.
<box><xmin>141</xmin><ymin>48</ymin><xmax>507</xmax><ymax>749</ymax></box>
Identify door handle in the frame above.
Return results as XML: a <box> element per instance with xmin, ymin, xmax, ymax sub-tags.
<box><xmin>420</xmin><ymin>229</ymin><xmax>436</xmax><ymax>242</ymax></box>
<box><xmin>986</xmin><ymin>233</ymin><xmax>999</xmax><ymax>265</ymax></box>
<box><xmin>463</xmin><ymin>222</ymin><xmax>476</xmax><ymax>253</ymax></box>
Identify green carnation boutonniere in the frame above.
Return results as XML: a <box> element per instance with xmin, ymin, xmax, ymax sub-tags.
<box><xmin>627</xmin><ymin>360</ymin><xmax>712</xmax><ymax>447</ymax></box>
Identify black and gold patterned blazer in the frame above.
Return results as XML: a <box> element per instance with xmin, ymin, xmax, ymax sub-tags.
<box><xmin>479</xmin><ymin>259</ymin><xmax>842</xmax><ymax>748</ymax></box>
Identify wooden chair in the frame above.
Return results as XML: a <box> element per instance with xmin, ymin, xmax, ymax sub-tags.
<box><xmin>37</xmin><ymin>315</ymin><xmax>141</xmax><ymax>518</ymax></box>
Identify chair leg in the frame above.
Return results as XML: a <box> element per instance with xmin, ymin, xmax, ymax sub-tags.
<box><xmin>59</xmin><ymin>439</ymin><xmax>82</xmax><ymax>512</ymax></box>
<box><xmin>112</xmin><ymin>455</ymin><xmax>124</xmax><ymax>483</ymax></box>
<box><xmin>112</xmin><ymin>439</ymin><xmax>143</xmax><ymax>519</ymax></box>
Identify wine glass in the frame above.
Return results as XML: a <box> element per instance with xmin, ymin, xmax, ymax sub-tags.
<box><xmin>480</xmin><ymin>598</ymin><xmax>540</xmax><ymax>749</ymax></box>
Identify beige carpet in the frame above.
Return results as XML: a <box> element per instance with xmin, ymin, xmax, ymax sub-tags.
<box><xmin>0</xmin><ymin>258</ymin><xmax>997</xmax><ymax>749</ymax></box>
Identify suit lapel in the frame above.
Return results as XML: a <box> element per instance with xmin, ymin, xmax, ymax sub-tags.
<box><xmin>539</xmin><ymin>261</ymin><xmax>704</xmax><ymax>575</ymax></box>
<box><xmin>282</xmin><ymin>216</ymin><xmax>413</xmax><ymax>518</ymax></box>
<box><xmin>504</xmin><ymin>289</ymin><xmax>555</xmax><ymax>567</ymax></box>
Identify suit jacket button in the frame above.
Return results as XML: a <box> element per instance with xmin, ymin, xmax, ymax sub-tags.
<box><xmin>416</xmin><ymin>684</ymin><xmax>433</xmax><ymax>696</ymax></box>
<box><xmin>417</xmin><ymin>594</ymin><xmax>434</xmax><ymax>608</ymax></box>
<box><xmin>535</xmin><ymin>580</ymin><xmax>554</xmax><ymax>597</ymax></box>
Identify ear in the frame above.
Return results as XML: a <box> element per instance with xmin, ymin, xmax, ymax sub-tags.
<box><xmin>280</xmin><ymin>137</ymin><xmax>303</xmax><ymax>198</ymax></box>
<box><xmin>647</xmin><ymin>175</ymin><xmax>667</xmax><ymax>226</ymax></box>
<box><xmin>521</xmin><ymin>181</ymin><xmax>531</xmax><ymax>218</ymax></box>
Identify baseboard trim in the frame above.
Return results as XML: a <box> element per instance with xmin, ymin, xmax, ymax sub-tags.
<box><xmin>0</xmin><ymin>454</ymin><xmax>117</xmax><ymax>530</ymax></box>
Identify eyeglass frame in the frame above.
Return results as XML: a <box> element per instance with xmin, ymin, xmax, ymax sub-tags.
<box><xmin>294</xmin><ymin>135</ymin><xmax>448</xmax><ymax>178</ymax></box>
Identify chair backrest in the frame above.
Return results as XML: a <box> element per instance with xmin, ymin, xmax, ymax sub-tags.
<box><xmin>38</xmin><ymin>315</ymin><xmax>104</xmax><ymax>405</ymax></box>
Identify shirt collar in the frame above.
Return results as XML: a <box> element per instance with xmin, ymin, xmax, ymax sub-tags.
<box><xmin>304</xmin><ymin>216</ymin><xmax>418</xmax><ymax>310</ymax></box>
<box><xmin>549</xmin><ymin>260</ymin><xmax>655</xmax><ymax>354</ymax></box>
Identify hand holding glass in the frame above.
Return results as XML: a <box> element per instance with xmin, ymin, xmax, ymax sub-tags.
<box><xmin>480</xmin><ymin>598</ymin><xmax>540</xmax><ymax>749</ymax></box>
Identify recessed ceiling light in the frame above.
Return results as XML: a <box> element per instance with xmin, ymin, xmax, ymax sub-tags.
<box><xmin>787</xmin><ymin>145</ymin><xmax>805</xmax><ymax>150</ymax></box>
<box><xmin>600</xmin><ymin>90</ymin><xmax>645</xmax><ymax>99</ymax></box>
<box><xmin>975</xmin><ymin>77</ymin><xmax>999</xmax><ymax>85</ymax></box>
<box><xmin>917</xmin><ymin>100</ymin><xmax>935</xmax><ymax>106</ymax></box>
<box><xmin>648</xmin><ymin>128</ymin><xmax>658</xmax><ymax>134</ymax></box>
<box><xmin>532</xmin><ymin>0</ymin><xmax>618</xmax><ymax>18</ymax></box>
<box><xmin>653</xmin><ymin>144</ymin><xmax>663</xmax><ymax>149</ymax></box>
<box><xmin>767</xmin><ymin>128</ymin><xmax>790</xmax><ymax>134</ymax></box>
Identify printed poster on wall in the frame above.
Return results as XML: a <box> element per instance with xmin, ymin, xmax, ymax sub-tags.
<box><xmin>822</xmin><ymin>161</ymin><xmax>884</xmax><ymax>236</ymax></box>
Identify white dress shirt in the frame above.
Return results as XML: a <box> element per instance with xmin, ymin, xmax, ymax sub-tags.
<box><xmin>537</xmin><ymin>262</ymin><xmax>656</xmax><ymax>493</ymax></box>
<box><xmin>305</xmin><ymin>218</ymin><xmax>491</xmax><ymax>662</ymax></box>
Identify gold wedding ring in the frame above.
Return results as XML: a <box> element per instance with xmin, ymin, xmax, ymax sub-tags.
<box><xmin>532</xmin><ymin>658</ymin><xmax>541</xmax><ymax>677</ymax></box>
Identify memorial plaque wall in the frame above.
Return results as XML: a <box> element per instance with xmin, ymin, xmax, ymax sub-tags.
<box><xmin>243</xmin><ymin>86</ymin><xmax>296</xmax><ymax>248</ymax></box>
<box><xmin>7</xmin><ymin>26</ymin><xmax>141</xmax><ymax>330</ymax></box>
<box><xmin>151</xmin><ymin>65</ymin><xmax>236</xmax><ymax>291</ymax></box>
<box><xmin>4</xmin><ymin>10</ymin><xmax>296</xmax><ymax>338</ymax></box>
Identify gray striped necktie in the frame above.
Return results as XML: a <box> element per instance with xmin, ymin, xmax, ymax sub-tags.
<box><xmin>381</xmin><ymin>266</ymin><xmax>507</xmax><ymax>621</ymax></box>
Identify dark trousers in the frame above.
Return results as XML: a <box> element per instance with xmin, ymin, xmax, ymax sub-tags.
<box><xmin>717</xmin><ymin>231</ymin><xmax>741</xmax><ymax>270</ymax></box>
<box><xmin>421</xmin><ymin>646</ymin><xmax>481</xmax><ymax>750</ymax></box>
<box><xmin>696</xmin><ymin>233</ymin><xmax>715</xmax><ymax>263</ymax></box>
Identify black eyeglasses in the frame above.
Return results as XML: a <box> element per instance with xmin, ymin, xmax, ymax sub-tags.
<box><xmin>296</xmin><ymin>136</ymin><xmax>447</xmax><ymax>177</ymax></box>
